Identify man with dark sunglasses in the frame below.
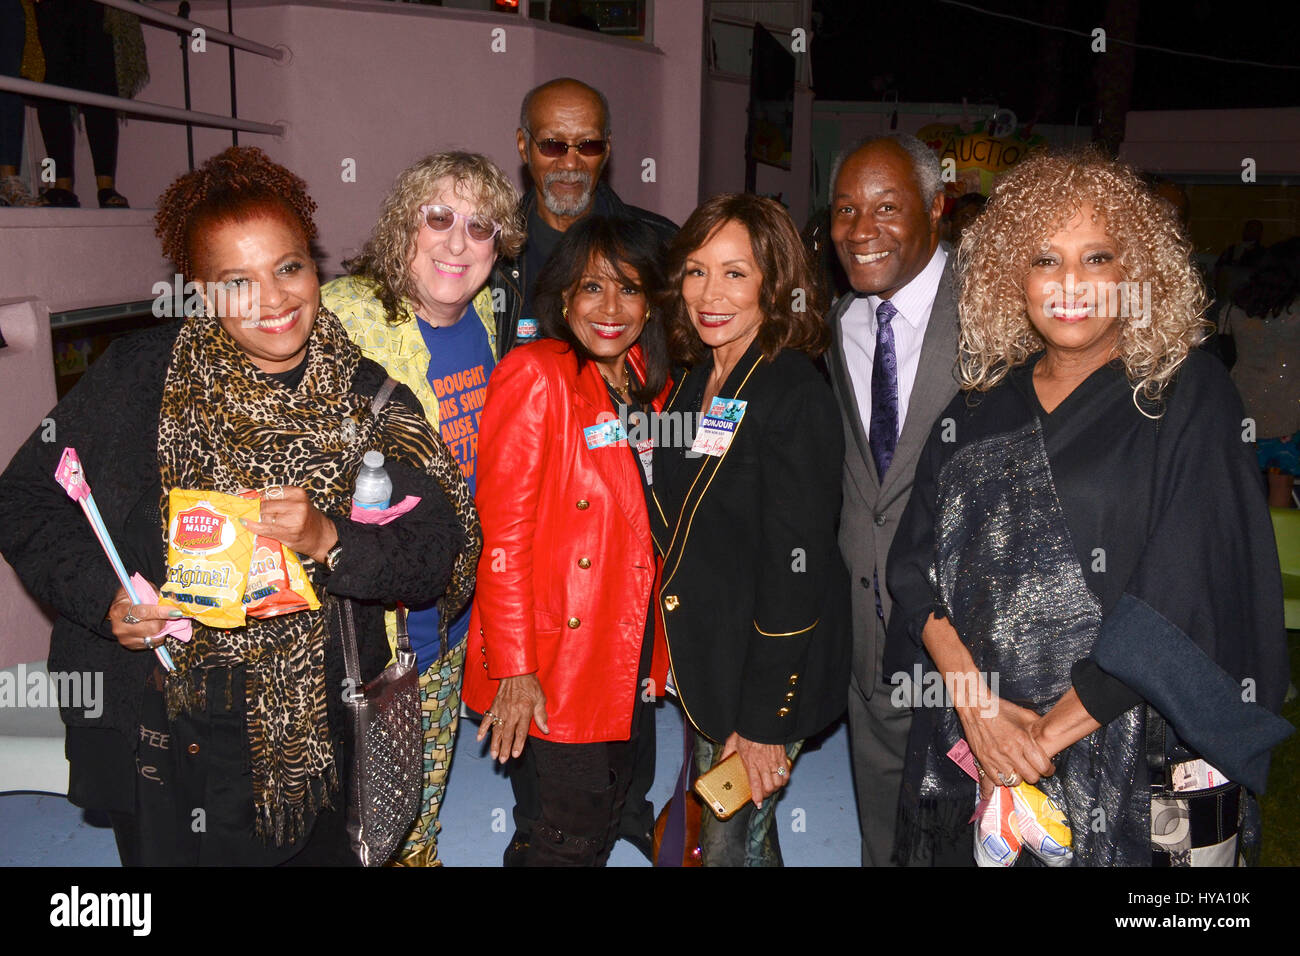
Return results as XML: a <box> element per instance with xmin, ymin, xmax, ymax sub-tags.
<box><xmin>497</xmin><ymin>77</ymin><xmax>676</xmax><ymax>353</ymax></box>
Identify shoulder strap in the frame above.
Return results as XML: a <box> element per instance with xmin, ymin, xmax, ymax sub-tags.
<box><xmin>371</xmin><ymin>376</ymin><xmax>399</xmax><ymax>416</ymax></box>
<box><xmin>336</xmin><ymin>597</ymin><xmax>411</xmax><ymax>699</ymax></box>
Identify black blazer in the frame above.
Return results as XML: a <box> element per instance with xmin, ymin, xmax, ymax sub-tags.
<box><xmin>650</xmin><ymin>341</ymin><xmax>851</xmax><ymax>745</ymax></box>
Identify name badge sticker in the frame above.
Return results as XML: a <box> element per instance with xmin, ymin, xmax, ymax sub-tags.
<box><xmin>516</xmin><ymin>317</ymin><xmax>539</xmax><ymax>342</ymax></box>
<box><xmin>690</xmin><ymin>397</ymin><xmax>748</xmax><ymax>457</ymax></box>
<box><xmin>635</xmin><ymin>436</ymin><xmax>655</xmax><ymax>485</ymax></box>
<box><xmin>584</xmin><ymin>417</ymin><xmax>628</xmax><ymax>450</ymax></box>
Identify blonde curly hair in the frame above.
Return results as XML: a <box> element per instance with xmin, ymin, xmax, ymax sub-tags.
<box><xmin>344</xmin><ymin>151</ymin><xmax>525</xmax><ymax>325</ymax></box>
<box><xmin>957</xmin><ymin>148</ymin><xmax>1209</xmax><ymax>406</ymax></box>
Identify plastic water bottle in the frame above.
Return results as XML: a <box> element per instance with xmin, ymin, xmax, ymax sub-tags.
<box><xmin>353</xmin><ymin>450</ymin><xmax>392</xmax><ymax>511</ymax></box>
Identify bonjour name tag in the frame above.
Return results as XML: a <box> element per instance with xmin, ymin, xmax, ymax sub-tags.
<box><xmin>584</xmin><ymin>417</ymin><xmax>628</xmax><ymax>450</ymax></box>
<box><xmin>689</xmin><ymin>397</ymin><xmax>748</xmax><ymax>457</ymax></box>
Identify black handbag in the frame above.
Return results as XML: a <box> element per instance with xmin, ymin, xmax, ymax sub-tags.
<box><xmin>335</xmin><ymin>596</ymin><xmax>423</xmax><ymax>867</ymax></box>
<box><xmin>1146</xmin><ymin>707</ymin><xmax>1245</xmax><ymax>867</ymax></box>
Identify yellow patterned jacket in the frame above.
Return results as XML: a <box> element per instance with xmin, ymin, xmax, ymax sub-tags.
<box><xmin>320</xmin><ymin>273</ymin><xmax>498</xmax><ymax>661</ymax></box>
<box><xmin>320</xmin><ymin>274</ymin><xmax>499</xmax><ymax>430</ymax></box>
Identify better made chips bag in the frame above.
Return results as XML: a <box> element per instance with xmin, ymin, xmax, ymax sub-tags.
<box><xmin>238</xmin><ymin>490</ymin><xmax>320</xmax><ymax>619</ymax></box>
<box><xmin>974</xmin><ymin>785</ymin><xmax>1022</xmax><ymax>867</ymax></box>
<box><xmin>160</xmin><ymin>489</ymin><xmax>258</xmax><ymax>628</ymax></box>
<box><xmin>973</xmin><ymin>782</ymin><xmax>1074</xmax><ymax>868</ymax></box>
<box><xmin>1008</xmin><ymin>781</ymin><xmax>1073</xmax><ymax>866</ymax></box>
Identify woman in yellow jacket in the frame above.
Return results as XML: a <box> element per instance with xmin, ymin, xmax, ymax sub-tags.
<box><xmin>321</xmin><ymin>151</ymin><xmax>524</xmax><ymax>865</ymax></box>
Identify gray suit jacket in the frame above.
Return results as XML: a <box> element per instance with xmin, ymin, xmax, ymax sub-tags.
<box><xmin>826</xmin><ymin>256</ymin><xmax>961</xmax><ymax>694</ymax></box>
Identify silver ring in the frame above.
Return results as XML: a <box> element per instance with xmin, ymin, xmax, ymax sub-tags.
<box><xmin>265</xmin><ymin>485</ymin><xmax>284</xmax><ymax>499</ymax></box>
<box><xmin>122</xmin><ymin>612</ymin><xmax>141</xmax><ymax>625</ymax></box>
<box><xmin>492</xmin><ymin>715</ymin><xmax>504</xmax><ymax>727</ymax></box>
<box><xmin>775</xmin><ymin>766</ymin><xmax>787</xmax><ymax>777</ymax></box>
<box><xmin>142</xmin><ymin>634</ymin><xmax>154</xmax><ymax>649</ymax></box>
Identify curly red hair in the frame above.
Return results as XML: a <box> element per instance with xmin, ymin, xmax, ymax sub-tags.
<box><xmin>154</xmin><ymin>146</ymin><xmax>318</xmax><ymax>281</ymax></box>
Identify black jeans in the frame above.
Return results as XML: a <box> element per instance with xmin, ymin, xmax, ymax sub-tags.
<box><xmin>0</xmin><ymin>0</ymin><xmax>26</xmax><ymax>169</ymax></box>
<box><xmin>125</xmin><ymin>667</ymin><xmax>355</xmax><ymax>867</ymax></box>
<box><xmin>32</xmin><ymin>0</ymin><xmax>119</xmax><ymax>180</ymax></box>
<box><xmin>508</xmin><ymin>721</ymin><xmax>642</xmax><ymax>867</ymax></box>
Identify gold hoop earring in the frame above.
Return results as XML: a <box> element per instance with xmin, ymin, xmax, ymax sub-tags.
<box><xmin>562</xmin><ymin>306</ymin><xmax>568</xmax><ymax>318</ymax></box>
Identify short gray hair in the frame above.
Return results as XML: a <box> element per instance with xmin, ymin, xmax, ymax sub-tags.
<box><xmin>829</xmin><ymin>133</ymin><xmax>943</xmax><ymax>207</ymax></box>
<box><xmin>519</xmin><ymin>77</ymin><xmax>611</xmax><ymax>137</ymax></box>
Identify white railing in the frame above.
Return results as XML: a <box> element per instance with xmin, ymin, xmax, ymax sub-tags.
<box><xmin>99</xmin><ymin>0</ymin><xmax>285</xmax><ymax>59</ymax></box>
<box><xmin>0</xmin><ymin>0</ymin><xmax>283</xmax><ymax>138</ymax></box>
<box><xmin>0</xmin><ymin>76</ymin><xmax>283</xmax><ymax>136</ymax></box>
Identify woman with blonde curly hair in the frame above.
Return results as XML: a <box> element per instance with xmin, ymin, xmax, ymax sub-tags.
<box><xmin>885</xmin><ymin>149</ymin><xmax>1292</xmax><ymax>867</ymax></box>
<box><xmin>321</xmin><ymin>151</ymin><xmax>523</xmax><ymax>865</ymax></box>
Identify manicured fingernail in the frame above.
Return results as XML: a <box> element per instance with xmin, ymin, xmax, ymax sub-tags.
<box><xmin>168</xmin><ymin>609</ymin><xmax>184</xmax><ymax>618</ymax></box>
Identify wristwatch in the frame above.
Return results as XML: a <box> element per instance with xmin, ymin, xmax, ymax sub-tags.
<box><xmin>325</xmin><ymin>542</ymin><xmax>343</xmax><ymax>572</ymax></box>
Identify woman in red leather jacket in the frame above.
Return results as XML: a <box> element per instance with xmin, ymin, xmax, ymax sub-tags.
<box><xmin>462</xmin><ymin>217</ymin><xmax>672</xmax><ymax>866</ymax></box>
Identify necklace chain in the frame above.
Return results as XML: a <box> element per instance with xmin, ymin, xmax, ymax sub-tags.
<box><xmin>601</xmin><ymin>361</ymin><xmax>631</xmax><ymax>396</ymax></box>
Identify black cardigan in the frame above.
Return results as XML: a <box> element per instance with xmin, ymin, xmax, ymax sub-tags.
<box><xmin>0</xmin><ymin>321</ymin><xmax>463</xmax><ymax>749</ymax></box>
<box><xmin>650</xmin><ymin>341</ymin><xmax>852</xmax><ymax>745</ymax></box>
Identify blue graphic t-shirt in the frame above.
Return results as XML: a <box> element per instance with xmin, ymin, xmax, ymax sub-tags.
<box><xmin>407</xmin><ymin>306</ymin><xmax>495</xmax><ymax>670</ymax></box>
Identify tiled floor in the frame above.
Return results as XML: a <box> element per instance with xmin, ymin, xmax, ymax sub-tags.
<box><xmin>0</xmin><ymin>703</ymin><xmax>861</xmax><ymax>867</ymax></box>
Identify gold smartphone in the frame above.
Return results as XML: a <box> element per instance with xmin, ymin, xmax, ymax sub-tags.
<box><xmin>693</xmin><ymin>752</ymin><xmax>752</xmax><ymax>820</ymax></box>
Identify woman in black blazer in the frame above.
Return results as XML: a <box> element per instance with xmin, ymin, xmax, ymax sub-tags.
<box><xmin>651</xmin><ymin>194</ymin><xmax>851</xmax><ymax>866</ymax></box>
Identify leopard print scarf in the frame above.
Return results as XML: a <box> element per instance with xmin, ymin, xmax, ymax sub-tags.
<box><xmin>157</xmin><ymin>307</ymin><xmax>480</xmax><ymax>844</ymax></box>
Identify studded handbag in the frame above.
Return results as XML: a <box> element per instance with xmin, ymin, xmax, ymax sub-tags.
<box><xmin>335</xmin><ymin>596</ymin><xmax>423</xmax><ymax>867</ymax></box>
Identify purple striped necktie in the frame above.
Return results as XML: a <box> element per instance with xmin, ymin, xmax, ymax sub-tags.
<box><xmin>869</xmin><ymin>299</ymin><xmax>900</xmax><ymax>480</ymax></box>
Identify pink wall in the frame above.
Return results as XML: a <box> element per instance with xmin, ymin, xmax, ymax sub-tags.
<box><xmin>699</xmin><ymin>74</ymin><xmax>747</xmax><ymax>208</ymax></box>
<box><xmin>0</xmin><ymin>299</ymin><xmax>57</xmax><ymax>669</ymax></box>
<box><xmin>699</xmin><ymin>74</ymin><xmax>814</xmax><ymax>227</ymax></box>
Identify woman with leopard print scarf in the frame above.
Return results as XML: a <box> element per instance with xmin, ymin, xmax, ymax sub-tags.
<box><xmin>0</xmin><ymin>147</ymin><xmax>479</xmax><ymax>865</ymax></box>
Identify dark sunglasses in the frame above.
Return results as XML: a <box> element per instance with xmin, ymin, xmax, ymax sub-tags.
<box><xmin>528</xmin><ymin>131</ymin><xmax>608</xmax><ymax>158</ymax></box>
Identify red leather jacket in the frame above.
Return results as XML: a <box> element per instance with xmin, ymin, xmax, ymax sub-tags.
<box><xmin>463</xmin><ymin>339</ymin><xmax>670</xmax><ymax>743</ymax></box>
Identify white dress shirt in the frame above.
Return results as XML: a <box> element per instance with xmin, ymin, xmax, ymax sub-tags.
<box><xmin>841</xmin><ymin>245</ymin><xmax>948</xmax><ymax>442</ymax></box>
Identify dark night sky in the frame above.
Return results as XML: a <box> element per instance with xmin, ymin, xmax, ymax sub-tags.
<box><xmin>810</xmin><ymin>0</ymin><xmax>1300</xmax><ymax>123</ymax></box>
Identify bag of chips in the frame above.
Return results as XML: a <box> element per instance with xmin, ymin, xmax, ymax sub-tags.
<box><xmin>1009</xmin><ymin>781</ymin><xmax>1073</xmax><ymax>866</ymax></box>
<box><xmin>973</xmin><ymin>781</ymin><xmax>1074</xmax><ymax>868</ymax></box>
<box><xmin>238</xmin><ymin>490</ymin><xmax>320</xmax><ymax>619</ymax></box>
<box><xmin>160</xmin><ymin>489</ymin><xmax>258</xmax><ymax>628</ymax></box>
<box><xmin>974</xmin><ymin>784</ymin><xmax>1022</xmax><ymax>867</ymax></box>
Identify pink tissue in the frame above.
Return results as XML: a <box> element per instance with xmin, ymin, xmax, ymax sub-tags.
<box><xmin>349</xmin><ymin>495</ymin><xmax>421</xmax><ymax>525</ymax></box>
<box><xmin>133</xmin><ymin>572</ymin><xmax>192</xmax><ymax>643</ymax></box>
<box><xmin>54</xmin><ymin>448</ymin><xmax>90</xmax><ymax>502</ymax></box>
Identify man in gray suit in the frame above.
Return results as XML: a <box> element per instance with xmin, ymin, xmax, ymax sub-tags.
<box><xmin>824</xmin><ymin>134</ymin><xmax>960</xmax><ymax>866</ymax></box>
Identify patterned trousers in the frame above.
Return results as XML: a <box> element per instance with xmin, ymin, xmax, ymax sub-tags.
<box><xmin>692</xmin><ymin>733</ymin><xmax>803</xmax><ymax>867</ymax></box>
<box><xmin>393</xmin><ymin>640</ymin><xmax>465</xmax><ymax>866</ymax></box>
